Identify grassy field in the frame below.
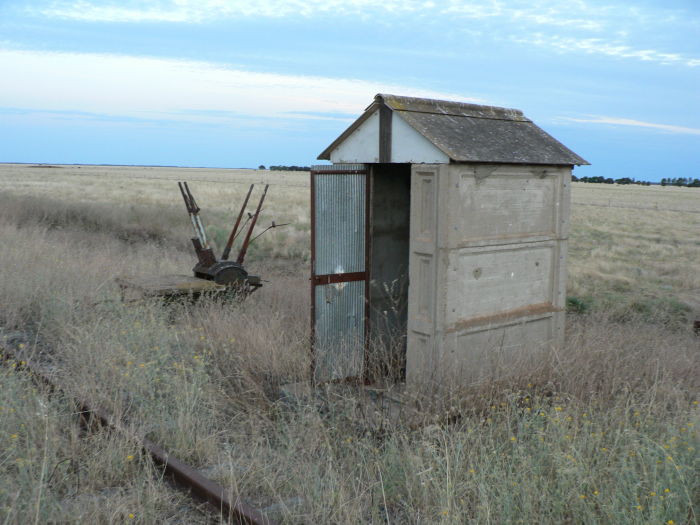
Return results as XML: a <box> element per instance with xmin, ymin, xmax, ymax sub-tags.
<box><xmin>0</xmin><ymin>164</ymin><xmax>698</xmax><ymax>524</ymax></box>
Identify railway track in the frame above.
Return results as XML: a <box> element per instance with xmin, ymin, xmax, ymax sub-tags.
<box><xmin>1</xmin><ymin>331</ymin><xmax>279</xmax><ymax>525</ymax></box>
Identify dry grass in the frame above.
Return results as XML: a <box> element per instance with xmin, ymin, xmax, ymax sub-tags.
<box><xmin>0</xmin><ymin>363</ymin><xmax>213</xmax><ymax>524</ymax></box>
<box><xmin>0</xmin><ymin>164</ymin><xmax>310</xmax><ymax>261</ymax></box>
<box><xmin>569</xmin><ymin>182</ymin><xmax>700</xmax><ymax>326</ymax></box>
<box><xmin>0</xmin><ymin>165</ymin><xmax>698</xmax><ymax>524</ymax></box>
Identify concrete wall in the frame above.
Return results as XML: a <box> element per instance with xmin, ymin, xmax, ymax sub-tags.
<box><xmin>406</xmin><ymin>163</ymin><xmax>571</xmax><ymax>387</ymax></box>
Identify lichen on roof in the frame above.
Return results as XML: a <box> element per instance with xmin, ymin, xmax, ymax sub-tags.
<box><xmin>319</xmin><ymin>93</ymin><xmax>589</xmax><ymax>166</ymax></box>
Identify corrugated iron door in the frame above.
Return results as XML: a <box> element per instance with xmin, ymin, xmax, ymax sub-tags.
<box><xmin>311</xmin><ymin>164</ymin><xmax>369</xmax><ymax>383</ymax></box>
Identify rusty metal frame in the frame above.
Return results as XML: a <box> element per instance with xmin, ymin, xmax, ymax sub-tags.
<box><xmin>309</xmin><ymin>164</ymin><xmax>370</xmax><ymax>384</ymax></box>
<box><xmin>1</xmin><ymin>346</ymin><xmax>278</xmax><ymax>525</ymax></box>
<box><xmin>310</xmin><ymin>170</ymin><xmax>317</xmax><ymax>381</ymax></box>
<box><xmin>364</xmin><ymin>168</ymin><xmax>372</xmax><ymax>384</ymax></box>
<box><xmin>312</xmin><ymin>272</ymin><xmax>366</xmax><ymax>286</ymax></box>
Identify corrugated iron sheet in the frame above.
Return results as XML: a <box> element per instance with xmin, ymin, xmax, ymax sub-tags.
<box><xmin>313</xmin><ymin>280</ymin><xmax>365</xmax><ymax>382</ymax></box>
<box><xmin>311</xmin><ymin>164</ymin><xmax>368</xmax><ymax>383</ymax></box>
<box><xmin>313</xmin><ymin>170</ymin><xmax>366</xmax><ymax>275</ymax></box>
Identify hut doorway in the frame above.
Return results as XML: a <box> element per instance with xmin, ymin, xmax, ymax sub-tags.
<box><xmin>310</xmin><ymin>163</ymin><xmax>411</xmax><ymax>384</ymax></box>
<box><xmin>368</xmin><ymin>163</ymin><xmax>411</xmax><ymax>381</ymax></box>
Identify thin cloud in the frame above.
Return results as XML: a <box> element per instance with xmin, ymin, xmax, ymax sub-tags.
<box><xmin>0</xmin><ymin>48</ymin><xmax>480</xmax><ymax>125</ymax></box>
<box><xmin>32</xmin><ymin>0</ymin><xmax>700</xmax><ymax>69</ymax></box>
<box><xmin>517</xmin><ymin>34</ymin><xmax>700</xmax><ymax>67</ymax></box>
<box><xmin>37</xmin><ymin>0</ymin><xmax>610</xmax><ymax>30</ymax></box>
<box><xmin>38</xmin><ymin>0</ymin><xmax>446</xmax><ymax>22</ymax></box>
<box><xmin>562</xmin><ymin>115</ymin><xmax>700</xmax><ymax>136</ymax></box>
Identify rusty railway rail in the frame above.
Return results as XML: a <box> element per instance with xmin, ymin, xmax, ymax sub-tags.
<box><xmin>1</xmin><ymin>341</ymin><xmax>279</xmax><ymax>525</ymax></box>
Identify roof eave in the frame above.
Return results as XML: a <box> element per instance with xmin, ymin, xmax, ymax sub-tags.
<box><xmin>448</xmin><ymin>159</ymin><xmax>590</xmax><ymax>166</ymax></box>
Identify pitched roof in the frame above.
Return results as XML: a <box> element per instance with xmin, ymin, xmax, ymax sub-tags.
<box><xmin>318</xmin><ymin>94</ymin><xmax>589</xmax><ymax>166</ymax></box>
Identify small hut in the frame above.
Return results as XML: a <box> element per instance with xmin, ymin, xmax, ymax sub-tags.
<box><xmin>311</xmin><ymin>94</ymin><xmax>588</xmax><ymax>387</ymax></box>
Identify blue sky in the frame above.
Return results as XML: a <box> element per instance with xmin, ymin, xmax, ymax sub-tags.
<box><xmin>0</xmin><ymin>0</ymin><xmax>698</xmax><ymax>181</ymax></box>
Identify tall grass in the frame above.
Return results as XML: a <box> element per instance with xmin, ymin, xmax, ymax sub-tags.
<box><xmin>0</xmin><ymin>173</ymin><xmax>698</xmax><ymax>524</ymax></box>
<box><xmin>0</xmin><ymin>364</ymin><xmax>212</xmax><ymax>524</ymax></box>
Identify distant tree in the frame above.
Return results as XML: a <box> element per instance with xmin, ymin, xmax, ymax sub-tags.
<box><xmin>574</xmin><ymin>174</ymin><xmax>655</xmax><ymax>186</ymax></box>
<box><xmin>571</xmin><ymin>174</ymin><xmax>579</xmax><ymax>182</ymax></box>
<box><xmin>258</xmin><ymin>165</ymin><xmax>266</xmax><ymax>170</ymax></box>
<box><xmin>660</xmin><ymin>178</ymin><xmax>668</xmax><ymax>186</ymax></box>
<box><xmin>269</xmin><ymin>165</ymin><xmax>311</xmax><ymax>171</ymax></box>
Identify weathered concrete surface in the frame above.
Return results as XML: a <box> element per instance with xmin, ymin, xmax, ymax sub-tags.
<box><xmin>406</xmin><ymin>163</ymin><xmax>571</xmax><ymax>387</ymax></box>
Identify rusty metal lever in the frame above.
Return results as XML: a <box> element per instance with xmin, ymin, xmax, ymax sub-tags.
<box><xmin>236</xmin><ymin>184</ymin><xmax>269</xmax><ymax>265</ymax></box>
<box><xmin>221</xmin><ymin>184</ymin><xmax>254</xmax><ymax>261</ymax></box>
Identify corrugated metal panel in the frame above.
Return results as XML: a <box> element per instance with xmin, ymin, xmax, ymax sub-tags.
<box><xmin>311</xmin><ymin>164</ymin><xmax>368</xmax><ymax>383</ymax></box>
<box><xmin>313</xmin><ymin>169</ymin><xmax>366</xmax><ymax>275</ymax></box>
<box><xmin>313</xmin><ymin>281</ymin><xmax>365</xmax><ymax>382</ymax></box>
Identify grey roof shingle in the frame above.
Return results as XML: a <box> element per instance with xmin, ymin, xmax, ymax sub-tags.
<box><xmin>318</xmin><ymin>94</ymin><xmax>589</xmax><ymax>166</ymax></box>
